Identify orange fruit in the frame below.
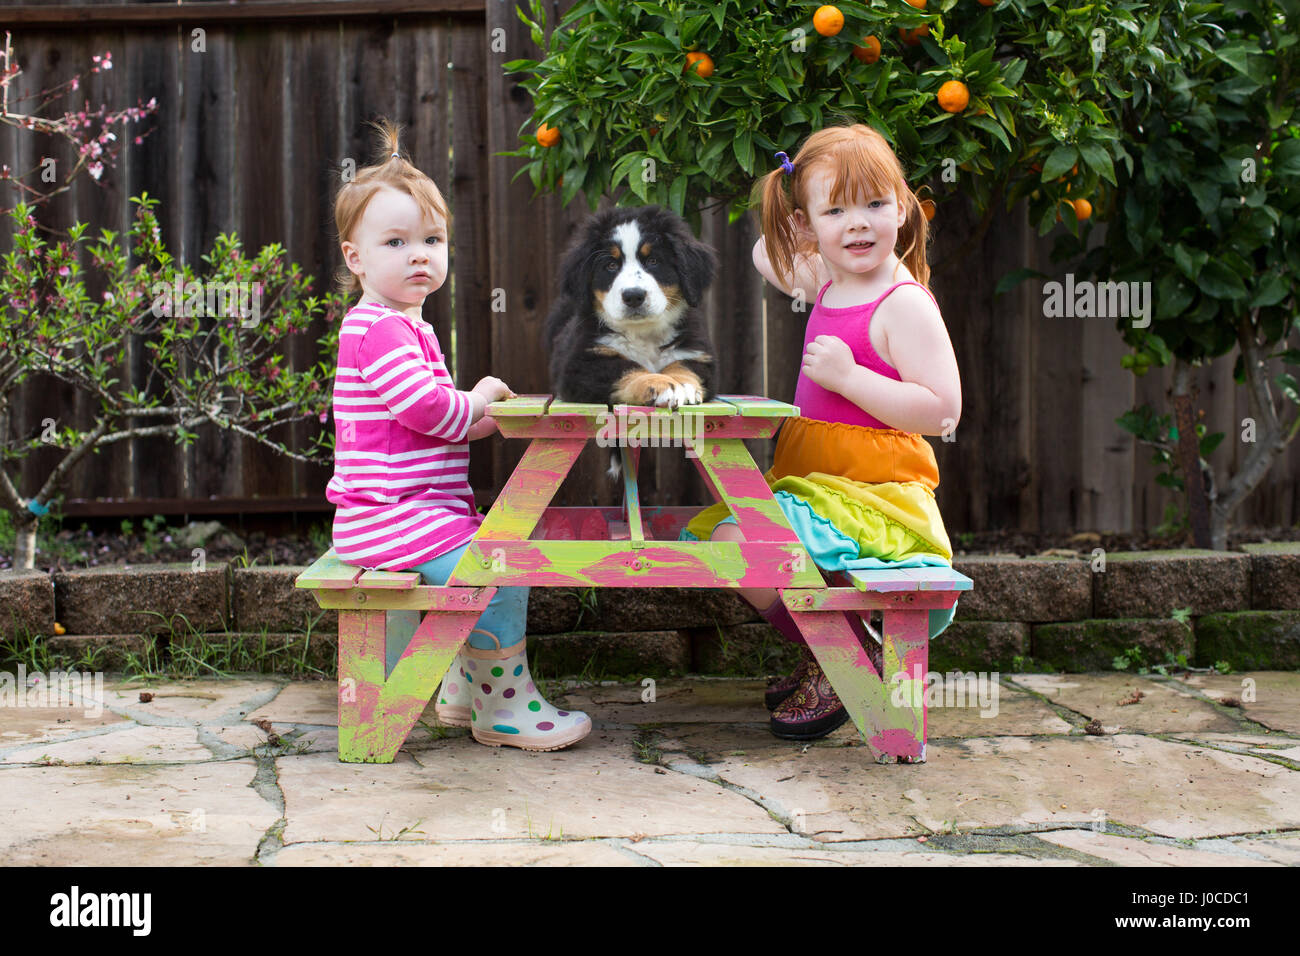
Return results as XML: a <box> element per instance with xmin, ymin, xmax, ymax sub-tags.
<box><xmin>906</xmin><ymin>0</ymin><xmax>928</xmax><ymax>7</ymax></box>
<box><xmin>937</xmin><ymin>80</ymin><xmax>970</xmax><ymax>113</ymax></box>
<box><xmin>920</xmin><ymin>199</ymin><xmax>936</xmax><ymax>221</ymax></box>
<box><xmin>852</xmin><ymin>35</ymin><xmax>882</xmax><ymax>63</ymax></box>
<box><xmin>536</xmin><ymin>122</ymin><xmax>559</xmax><ymax>148</ymax></box>
<box><xmin>685</xmin><ymin>51</ymin><xmax>714</xmax><ymax>77</ymax></box>
<box><xmin>53</xmin><ymin>622</ymin><xmax>66</xmax><ymax>636</ymax></box>
<box><xmin>813</xmin><ymin>5</ymin><xmax>844</xmax><ymax>36</ymax></box>
<box><xmin>1072</xmin><ymin>198</ymin><xmax>1093</xmax><ymax>220</ymax></box>
<box><xmin>899</xmin><ymin>24</ymin><xmax>930</xmax><ymax>46</ymax></box>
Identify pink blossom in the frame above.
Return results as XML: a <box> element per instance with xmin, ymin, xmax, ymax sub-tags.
<box><xmin>88</xmin><ymin>161</ymin><xmax>104</xmax><ymax>180</ymax></box>
<box><xmin>134</xmin><ymin>136</ymin><xmax>142</xmax><ymax>145</ymax></box>
<box><xmin>58</xmin><ymin>265</ymin><xmax>70</xmax><ymax>276</ymax></box>
<box><xmin>319</xmin><ymin>411</ymin><xmax>328</xmax><ymax>423</ymax></box>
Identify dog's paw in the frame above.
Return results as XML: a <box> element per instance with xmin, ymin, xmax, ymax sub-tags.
<box><xmin>653</xmin><ymin>380</ymin><xmax>704</xmax><ymax>410</ymax></box>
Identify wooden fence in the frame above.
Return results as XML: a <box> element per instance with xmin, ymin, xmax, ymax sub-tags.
<box><xmin>2</xmin><ymin>0</ymin><xmax>1297</xmax><ymax>534</ymax></box>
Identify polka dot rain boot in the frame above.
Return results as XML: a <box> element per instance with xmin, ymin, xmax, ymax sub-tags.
<box><xmin>463</xmin><ymin>629</ymin><xmax>591</xmax><ymax>751</ymax></box>
<box><xmin>433</xmin><ymin>649</ymin><xmax>473</xmax><ymax>728</ymax></box>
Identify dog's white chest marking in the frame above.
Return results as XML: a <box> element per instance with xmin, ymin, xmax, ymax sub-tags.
<box><xmin>596</xmin><ymin>332</ymin><xmax>704</xmax><ymax>373</ymax></box>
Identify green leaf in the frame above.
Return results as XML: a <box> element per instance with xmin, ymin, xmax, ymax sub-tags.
<box><xmin>667</xmin><ymin>173</ymin><xmax>688</xmax><ymax>217</ymax></box>
<box><xmin>1273</xmin><ymin>139</ymin><xmax>1300</xmax><ymax>178</ymax></box>
<box><xmin>1196</xmin><ymin>260</ymin><xmax>1248</xmax><ymax>300</ymax></box>
<box><xmin>994</xmin><ymin>267</ymin><xmax>1047</xmax><ymax>297</ymax></box>
<box><xmin>1250</xmin><ymin>273</ymin><xmax>1290</xmax><ymax>309</ymax></box>
<box><xmin>1042</xmin><ymin>145</ymin><xmax>1078</xmax><ymax>181</ymax></box>
<box><xmin>733</xmin><ymin>131</ymin><xmax>754</xmax><ymax>177</ymax></box>
<box><xmin>766</xmin><ymin>74</ymin><xmax>792</xmax><ymax>101</ymax></box>
<box><xmin>1076</xmin><ymin>141</ymin><xmax>1116</xmax><ymax>186</ymax></box>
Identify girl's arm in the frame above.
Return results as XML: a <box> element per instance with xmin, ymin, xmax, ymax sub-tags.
<box><xmin>752</xmin><ymin>237</ymin><xmax>827</xmax><ymax>301</ymax></box>
<box><xmin>832</xmin><ymin>285</ymin><xmax>961</xmax><ymax>436</ymax></box>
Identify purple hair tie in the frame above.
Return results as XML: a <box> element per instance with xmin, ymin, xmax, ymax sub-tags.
<box><xmin>774</xmin><ymin>151</ymin><xmax>794</xmax><ymax>175</ymax></box>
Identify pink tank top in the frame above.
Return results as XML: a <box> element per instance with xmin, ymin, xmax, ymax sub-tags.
<box><xmin>792</xmin><ymin>279</ymin><xmax>940</xmax><ymax>430</ymax></box>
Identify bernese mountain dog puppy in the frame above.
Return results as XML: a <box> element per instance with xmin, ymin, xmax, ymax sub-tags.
<box><xmin>546</xmin><ymin>205</ymin><xmax>717</xmax><ymax>416</ymax></box>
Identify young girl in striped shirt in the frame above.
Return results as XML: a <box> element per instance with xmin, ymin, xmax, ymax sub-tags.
<box><xmin>328</xmin><ymin>119</ymin><xmax>590</xmax><ymax>751</ymax></box>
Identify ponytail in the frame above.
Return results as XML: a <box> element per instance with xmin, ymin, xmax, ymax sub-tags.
<box><xmin>753</xmin><ymin>166</ymin><xmax>812</xmax><ymax>288</ymax></box>
<box><xmin>894</xmin><ymin>187</ymin><xmax>930</xmax><ymax>288</ymax></box>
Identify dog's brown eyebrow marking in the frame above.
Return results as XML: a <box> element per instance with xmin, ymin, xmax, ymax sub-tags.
<box><xmin>609</xmin><ymin>245</ymin><xmax>621</xmax><ymax>259</ymax></box>
<box><xmin>639</xmin><ymin>242</ymin><xmax>652</xmax><ymax>257</ymax></box>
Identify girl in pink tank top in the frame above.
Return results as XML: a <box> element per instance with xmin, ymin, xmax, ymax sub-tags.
<box><xmin>684</xmin><ymin>124</ymin><xmax>963</xmax><ymax>740</ymax></box>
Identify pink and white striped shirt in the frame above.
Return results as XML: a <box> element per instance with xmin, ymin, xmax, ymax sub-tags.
<box><xmin>326</xmin><ymin>300</ymin><xmax>482</xmax><ymax>570</ymax></box>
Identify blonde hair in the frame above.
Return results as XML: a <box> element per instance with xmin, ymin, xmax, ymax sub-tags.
<box><xmin>754</xmin><ymin>124</ymin><xmax>930</xmax><ymax>289</ymax></box>
<box><xmin>332</xmin><ymin>117</ymin><xmax>450</xmax><ymax>296</ymax></box>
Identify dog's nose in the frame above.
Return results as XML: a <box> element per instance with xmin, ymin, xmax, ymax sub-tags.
<box><xmin>622</xmin><ymin>288</ymin><xmax>646</xmax><ymax>308</ymax></box>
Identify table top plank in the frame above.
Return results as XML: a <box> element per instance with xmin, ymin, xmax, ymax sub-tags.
<box><xmin>846</xmin><ymin>566</ymin><xmax>974</xmax><ymax>592</ymax></box>
<box><xmin>487</xmin><ymin>394</ymin><xmax>553</xmax><ymax>416</ymax></box>
<box><xmin>295</xmin><ymin>549</ymin><xmax>364</xmax><ymax>590</ymax></box>
<box><xmin>714</xmin><ymin>394</ymin><xmax>800</xmax><ymax>418</ymax></box>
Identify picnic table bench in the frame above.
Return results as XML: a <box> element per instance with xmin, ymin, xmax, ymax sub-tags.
<box><xmin>296</xmin><ymin>394</ymin><xmax>972</xmax><ymax>764</ymax></box>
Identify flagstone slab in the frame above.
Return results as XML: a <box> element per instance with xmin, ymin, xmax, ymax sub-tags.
<box><xmin>558</xmin><ymin>678</ymin><xmax>770</xmax><ymax>725</ymax></box>
<box><xmin>622</xmin><ymin>841</ymin><xmax>1079</xmax><ymax>866</ymax></box>
<box><xmin>2</xmin><ymin>725</ymin><xmax>213</xmax><ymax>764</ymax></box>
<box><xmin>1006</xmin><ymin>673</ymin><xmax>1239</xmax><ymax>734</ymax></box>
<box><xmin>922</xmin><ymin>679</ymin><xmax>1073</xmax><ymax>737</ymax></box>
<box><xmin>1034</xmin><ymin>829</ymin><xmax>1281</xmax><ymax>866</ymax></box>
<box><xmin>272</xmin><ymin>840</ymin><xmax>639</xmax><ymax>866</ymax></box>
<box><xmin>1164</xmin><ymin>731</ymin><xmax>1300</xmax><ymax>762</ymax></box>
<box><xmin>277</xmin><ymin>729</ymin><xmax>788</xmax><ymax>844</ymax></box>
<box><xmin>0</xmin><ymin>760</ymin><xmax>276</xmax><ymax>865</ymax></box>
<box><xmin>86</xmin><ymin>678</ymin><xmax>283</xmax><ymax>725</ymax></box>
<box><xmin>1225</xmin><ymin>833</ymin><xmax>1300</xmax><ymax>865</ymax></box>
<box><xmin>0</xmin><ymin>706</ymin><xmax>131</xmax><ymax>748</ymax></box>
<box><xmin>246</xmin><ymin>680</ymin><xmax>340</xmax><ymax>726</ymax></box>
<box><xmin>664</xmin><ymin>733</ymin><xmax>1300</xmax><ymax>842</ymax></box>
<box><xmin>1171</xmin><ymin>672</ymin><xmax>1300</xmax><ymax>734</ymax></box>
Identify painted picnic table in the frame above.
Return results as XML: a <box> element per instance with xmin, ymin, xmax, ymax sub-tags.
<box><xmin>296</xmin><ymin>393</ymin><xmax>972</xmax><ymax>764</ymax></box>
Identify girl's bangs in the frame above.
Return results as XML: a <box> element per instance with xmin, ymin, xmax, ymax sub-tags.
<box><xmin>826</xmin><ymin>143</ymin><xmax>901</xmax><ymax>206</ymax></box>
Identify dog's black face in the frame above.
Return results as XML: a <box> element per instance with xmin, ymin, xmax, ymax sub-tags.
<box><xmin>545</xmin><ymin>205</ymin><xmax>719</xmax><ymax>479</ymax></box>
<box><xmin>558</xmin><ymin>206</ymin><xmax>716</xmax><ymax>336</ymax></box>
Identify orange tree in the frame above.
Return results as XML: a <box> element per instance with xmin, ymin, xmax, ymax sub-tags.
<box><xmin>502</xmin><ymin>0</ymin><xmax>1219</xmax><ymax>252</ymax></box>
<box><xmin>1048</xmin><ymin>0</ymin><xmax>1299</xmax><ymax>550</ymax></box>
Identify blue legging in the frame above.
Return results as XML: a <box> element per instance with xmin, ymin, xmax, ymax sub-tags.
<box><xmin>382</xmin><ymin>542</ymin><xmax>530</xmax><ymax>676</ymax></box>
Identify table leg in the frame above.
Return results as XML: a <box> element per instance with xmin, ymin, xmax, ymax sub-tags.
<box><xmin>788</xmin><ymin>604</ymin><xmax>926</xmax><ymax>763</ymax></box>
<box><xmin>880</xmin><ymin>607</ymin><xmax>929</xmax><ymax>763</ymax></box>
<box><xmin>337</xmin><ymin>605</ymin><xmax>487</xmax><ymax>763</ymax></box>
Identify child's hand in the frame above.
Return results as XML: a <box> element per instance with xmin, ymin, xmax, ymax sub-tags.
<box><xmin>801</xmin><ymin>334</ymin><xmax>856</xmax><ymax>393</ymax></box>
<box><xmin>472</xmin><ymin>376</ymin><xmax>516</xmax><ymax>405</ymax></box>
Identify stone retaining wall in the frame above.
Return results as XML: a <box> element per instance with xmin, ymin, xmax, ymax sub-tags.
<box><xmin>3</xmin><ymin>545</ymin><xmax>1298</xmax><ymax>674</ymax></box>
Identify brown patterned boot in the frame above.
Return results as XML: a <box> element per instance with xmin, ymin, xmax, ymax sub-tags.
<box><xmin>769</xmin><ymin>654</ymin><xmax>849</xmax><ymax>740</ymax></box>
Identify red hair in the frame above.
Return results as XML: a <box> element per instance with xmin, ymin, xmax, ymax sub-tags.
<box><xmin>753</xmin><ymin>124</ymin><xmax>930</xmax><ymax>288</ymax></box>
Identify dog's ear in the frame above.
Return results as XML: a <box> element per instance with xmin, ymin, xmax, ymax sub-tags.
<box><xmin>671</xmin><ymin>221</ymin><xmax>717</xmax><ymax>307</ymax></box>
<box><xmin>557</xmin><ymin>225</ymin><xmax>599</xmax><ymax>304</ymax></box>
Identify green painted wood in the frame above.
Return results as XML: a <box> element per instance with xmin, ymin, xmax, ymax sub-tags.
<box><xmin>448</xmin><ymin>540</ymin><xmax>824</xmax><ymax>588</ymax></box>
<box><xmin>295</xmin><ymin>549</ymin><xmax>363</xmax><ymax>590</ymax></box>
<box><xmin>356</xmin><ymin>569</ymin><xmax>422</xmax><ymax>589</ymax></box>
<box><xmin>620</xmin><ymin>445</ymin><xmax>645</xmax><ymax>547</ymax></box>
<box><xmin>313</xmin><ymin>585</ymin><xmax>499</xmax><ymax>611</ymax></box>
<box><xmin>781</xmin><ymin>588</ymin><xmax>959</xmax><ymax>612</ymax></box>
<box><xmin>846</xmin><ymin>567</ymin><xmax>974</xmax><ymax>592</ymax></box>
<box><xmin>486</xmin><ymin>393</ymin><xmax>553</xmax><ymax>416</ymax></box>
<box><xmin>460</xmin><ymin>437</ymin><xmax>587</xmax><ymax>544</ymax></box>
<box><xmin>337</xmin><ymin>606</ymin><xmax>484</xmax><ymax>763</ymax></box>
<box><xmin>789</xmin><ymin>609</ymin><xmax>923</xmax><ymax>762</ymax></box>
<box><xmin>546</xmin><ymin>399</ymin><xmax>608</xmax><ymax>416</ymax></box>
<box><xmin>713</xmin><ymin>394</ymin><xmax>800</xmax><ymax>417</ymax></box>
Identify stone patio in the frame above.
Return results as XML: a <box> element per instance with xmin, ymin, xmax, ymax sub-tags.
<box><xmin>1</xmin><ymin>670</ymin><xmax>1297</xmax><ymax>866</ymax></box>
